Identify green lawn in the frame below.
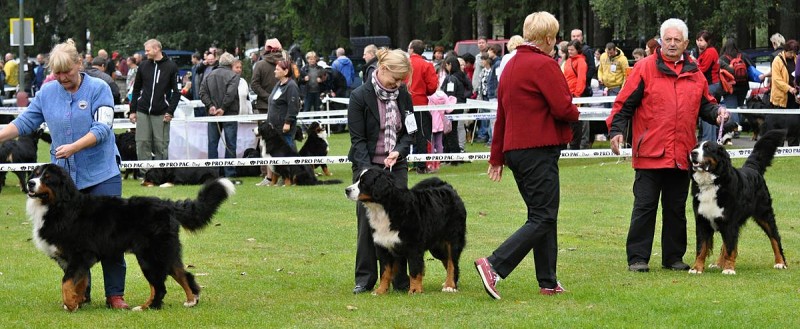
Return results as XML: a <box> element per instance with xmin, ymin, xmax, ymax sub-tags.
<box><xmin>1</xmin><ymin>132</ymin><xmax>799</xmax><ymax>328</ymax></box>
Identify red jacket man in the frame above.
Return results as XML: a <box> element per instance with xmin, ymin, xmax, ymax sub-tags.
<box><xmin>605</xmin><ymin>18</ymin><xmax>728</xmax><ymax>273</ymax></box>
<box><xmin>407</xmin><ymin>40</ymin><xmax>439</xmax><ymax>173</ymax></box>
<box><xmin>606</xmin><ymin>49</ymin><xmax>720</xmax><ymax>170</ymax></box>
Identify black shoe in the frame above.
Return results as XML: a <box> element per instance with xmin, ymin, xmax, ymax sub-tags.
<box><xmin>628</xmin><ymin>262</ymin><xmax>650</xmax><ymax>272</ymax></box>
<box><xmin>352</xmin><ymin>285</ymin><xmax>370</xmax><ymax>294</ymax></box>
<box><xmin>663</xmin><ymin>261</ymin><xmax>690</xmax><ymax>271</ymax></box>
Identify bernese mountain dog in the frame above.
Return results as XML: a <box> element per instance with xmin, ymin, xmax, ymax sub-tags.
<box><xmin>253</xmin><ymin>121</ymin><xmax>341</xmax><ymax>186</ymax></box>
<box><xmin>345</xmin><ymin>168</ymin><xmax>467</xmax><ymax>294</ymax></box>
<box><xmin>26</xmin><ymin>163</ymin><xmax>235</xmax><ymax>311</ymax></box>
<box><xmin>142</xmin><ymin>167</ymin><xmax>220</xmax><ymax>187</ymax></box>
<box><xmin>689</xmin><ymin>129</ymin><xmax>787</xmax><ymax>275</ymax></box>
<box><xmin>298</xmin><ymin>121</ymin><xmax>333</xmax><ymax>176</ymax></box>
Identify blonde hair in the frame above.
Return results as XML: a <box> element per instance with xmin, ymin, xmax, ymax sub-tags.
<box><xmin>523</xmin><ymin>12</ymin><xmax>559</xmax><ymax>45</ymax></box>
<box><xmin>305</xmin><ymin>51</ymin><xmax>317</xmax><ymax>60</ymax></box>
<box><xmin>144</xmin><ymin>39</ymin><xmax>162</xmax><ymax>50</ymax></box>
<box><xmin>507</xmin><ymin>35</ymin><xmax>525</xmax><ymax>51</ymax></box>
<box><xmin>48</xmin><ymin>39</ymin><xmax>81</xmax><ymax>73</ymax></box>
<box><xmin>377</xmin><ymin>48</ymin><xmax>412</xmax><ymax>81</ymax></box>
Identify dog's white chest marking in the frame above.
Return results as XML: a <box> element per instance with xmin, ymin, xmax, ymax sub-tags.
<box><xmin>364</xmin><ymin>203</ymin><xmax>401</xmax><ymax>249</ymax></box>
<box><xmin>693</xmin><ymin>171</ymin><xmax>724</xmax><ymax>230</ymax></box>
<box><xmin>27</xmin><ymin>198</ymin><xmax>59</xmax><ymax>258</ymax></box>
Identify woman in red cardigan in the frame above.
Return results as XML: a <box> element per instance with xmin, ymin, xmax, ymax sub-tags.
<box><xmin>474</xmin><ymin>11</ymin><xmax>580</xmax><ymax>300</ymax></box>
<box><xmin>695</xmin><ymin>30</ymin><xmax>722</xmax><ymax>142</ymax></box>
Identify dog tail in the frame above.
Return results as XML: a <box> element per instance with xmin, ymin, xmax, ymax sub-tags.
<box><xmin>316</xmin><ymin>179</ymin><xmax>343</xmax><ymax>185</ymax></box>
<box><xmin>743</xmin><ymin>129</ymin><xmax>786</xmax><ymax>175</ymax></box>
<box><xmin>174</xmin><ymin>178</ymin><xmax>236</xmax><ymax>231</ymax></box>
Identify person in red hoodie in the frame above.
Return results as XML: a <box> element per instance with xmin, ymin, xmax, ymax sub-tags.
<box><xmin>607</xmin><ymin>18</ymin><xmax>728</xmax><ymax>273</ymax></box>
<box><xmin>474</xmin><ymin>11</ymin><xmax>580</xmax><ymax>300</ymax></box>
<box><xmin>695</xmin><ymin>30</ymin><xmax>722</xmax><ymax>142</ymax></box>
<box><xmin>407</xmin><ymin>40</ymin><xmax>439</xmax><ymax>174</ymax></box>
<box><xmin>563</xmin><ymin>39</ymin><xmax>588</xmax><ymax>149</ymax></box>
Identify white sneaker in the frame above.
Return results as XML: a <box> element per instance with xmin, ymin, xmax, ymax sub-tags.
<box><xmin>255</xmin><ymin>177</ymin><xmax>271</xmax><ymax>186</ymax></box>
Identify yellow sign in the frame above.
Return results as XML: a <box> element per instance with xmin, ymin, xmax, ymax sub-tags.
<box><xmin>9</xmin><ymin>18</ymin><xmax>34</xmax><ymax>46</ymax></box>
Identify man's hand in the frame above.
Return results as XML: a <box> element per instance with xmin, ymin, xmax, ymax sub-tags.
<box><xmin>283</xmin><ymin>123</ymin><xmax>291</xmax><ymax>133</ymax></box>
<box><xmin>129</xmin><ymin>112</ymin><xmax>137</xmax><ymax>123</ymax></box>
<box><xmin>164</xmin><ymin>113</ymin><xmax>173</xmax><ymax>122</ymax></box>
<box><xmin>487</xmin><ymin>165</ymin><xmax>503</xmax><ymax>182</ymax></box>
<box><xmin>716</xmin><ymin>106</ymin><xmax>730</xmax><ymax>125</ymax></box>
<box><xmin>610</xmin><ymin>134</ymin><xmax>625</xmax><ymax>155</ymax></box>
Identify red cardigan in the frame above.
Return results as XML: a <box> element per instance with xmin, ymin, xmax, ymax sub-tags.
<box><xmin>489</xmin><ymin>45</ymin><xmax>580</xmax><ymax>166</ymax></box>
<box><xmin>696</xmin><ymin>47</ymin><xmax>720</xmax><ymax>84</ymax></box>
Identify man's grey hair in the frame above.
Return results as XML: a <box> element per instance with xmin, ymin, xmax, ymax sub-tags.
<box><xmin>770</xmin><ymin>33</ymin><xmax>785</xmax><ymax>47</ymax></box>
<box><xmin>660</xmin><ymin>18</ymin><xmax>688</xmax><ymax>41</ymax></box>
<box><xmin>219</xmin><ymin>52</ymin><xmax>235</xmax><ymax>67</ymax></box>
<box><xmin>364</xmin><ymin>44</ymin><xmax>377</xmax><ymax>57</ymax></box>
<box><xmin>336</xmin><ymin>48</ymin><xmax>345</xmax><ymax>57</ymax></box>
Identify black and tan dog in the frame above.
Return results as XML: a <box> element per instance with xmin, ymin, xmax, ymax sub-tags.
<box><xmin>299</xmin><ymin>121</ymin><xmax>333</xmax><ymax>176</ymax></box>
<box><xmin>345</xmin><ymin>168</ymin><xmax>467</xmax><ymax>294</ymax></box>
<box><xmin>689</xmin><ymin>129</ymin><xmax>787</xmax><ymax>275</ymax></box>
<box><xmin>26</xmin><ymin>163</ymin><xmax>235</xmax><ymax>311</ymax></box>
<box><xmin>253</xmin><ymin>121</ymin><xmax>341</xmax><ymax>186</ymax></box>
<box><xmin>0</xmin><ymin>127</ymin><xmax>50</xmax><ymax>194</ymax></box>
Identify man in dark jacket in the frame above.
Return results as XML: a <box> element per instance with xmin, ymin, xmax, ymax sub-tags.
<box><xmin>85</xmin><ymin>57</ymin><xmax>121</xmax><ymax>105</ymax></box>
<box><xmin>130</xmin><ymin>39</ymin><xmax>181</xmax><ymax>176</ymax></box>
<box><xmin>199</xmin><ymin>52</ymin><xmax>240</xmax><ymax>178</ymax></box>
<box><xmin>361</xmin><ymin>44</ymin><xmax>378</xmax><ymax>81</ymax></box>
<box><xmin>251</xmin><ymin>38</ymin><xmax>284</xmax><ymax>115</ymax></box>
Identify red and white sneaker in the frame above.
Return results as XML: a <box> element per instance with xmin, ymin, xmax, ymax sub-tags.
<box><xmin>539</xmin><ymin>281</ymin><xmax>565</xmax><ymax>296</ymax></box>
<box><xmin>475</xmin><ymin>258</ymin><xmax>501</xmax><ymax>300</ymax></box>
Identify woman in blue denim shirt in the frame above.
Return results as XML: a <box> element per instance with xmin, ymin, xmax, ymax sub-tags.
<box><xmin>0</xmin><ymin>39</ymin><xmax>129</xmax><ymax>309</ymax></box>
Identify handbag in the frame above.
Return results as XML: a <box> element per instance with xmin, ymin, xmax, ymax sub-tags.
<box><xmin>443</xmin><ymin>117</ymin><xmax>453</xmax><ymax>134</ymax></box>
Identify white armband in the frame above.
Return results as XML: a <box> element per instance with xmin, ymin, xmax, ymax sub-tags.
<box><xmin>95</xmin><ymin>106</ymin><xmax>115</xmax><ymax>127</ymax></box>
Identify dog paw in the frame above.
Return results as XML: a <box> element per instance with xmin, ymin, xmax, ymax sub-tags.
<box><xmin>183</xmin><ymin>299</ymin><xmax>198</xmax><ymax>307</ymax></box>
<box><xmin>688</xmin><ymin>269</ymin><xmax>703</xmax><ymax>274</ymax></box>
<box><xmin>774</xmin><ymin>263</ymin><xmax>788</xmax><ymax>269</ymax></box>
<box><xmin>131</xmin><ymin>306</ymin><xmax>144</xmax><ymax>311</ymax></box>
<box><xmin>441</xmin><ymin>287</ymin><xmax>458</xmax><ymax>293</ymax></box>
<box><xmin>159</xmin><ymin>182</ymin><xmax>175</xmax><ymax>188</ymax></box>
<box><xmin>721</xmin><ymin>269</ymin><xmax>737</xmax><ymax>275</ymax></box>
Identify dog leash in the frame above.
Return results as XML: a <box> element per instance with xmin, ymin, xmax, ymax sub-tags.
<box><xmin>716</xmin><ymin>106</ymin><xmax>727</xmax><ymax>144</ymax></box>
<box><xmin>716</xmin><ymin>121</ymin><xmax>725</xmax><ymax>144</ymax></box>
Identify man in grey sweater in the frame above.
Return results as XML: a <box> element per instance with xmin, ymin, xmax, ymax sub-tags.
<box><xmin>200</xmin><ymin>52</ymin><xmax>240</xmax><ymax>178</ymax></box>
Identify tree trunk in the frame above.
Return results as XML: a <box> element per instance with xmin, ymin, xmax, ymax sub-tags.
<box><xmin>396</xmin><ymin>0</ymin><xmax>410</xmax><ymax>49</ymax></box>
<box><xmin>476</xmin><ymin>6</ymin><xmax>488</xmax><ymax>39</ymax></box>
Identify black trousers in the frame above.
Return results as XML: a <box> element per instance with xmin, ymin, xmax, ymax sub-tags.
<box><xmin>626</xmin><ymin>168</ymin><xmax>690</xmax><ymax>266</ymax></box>
<box><xmin>487</xmin><ymin>147</ymin><xmax>561</xmax><ymax>289</ymax></box>
<box><xmin>413</xmin><ymin>111</ymin><xmax>433</xmax><ymax>170</ymax></box>
<box><xmin>353</xmin><ymin>163</ymin><xmax>410</xmax><ymax>290</ymax></box>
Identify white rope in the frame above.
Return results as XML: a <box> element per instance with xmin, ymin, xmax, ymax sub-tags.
<box><xmin>4</xmin><ymin>147</ymin><xmax>800</xmax><ymax>172</ymax></box>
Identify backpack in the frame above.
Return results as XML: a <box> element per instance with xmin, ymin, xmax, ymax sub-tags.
<box><xmin>727</xmin><ymin>54</ymin><xmax>747</xmax><ymax>84</ymax></box>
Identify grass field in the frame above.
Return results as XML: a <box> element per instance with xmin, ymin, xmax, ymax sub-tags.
<box><xmin>1</xmin><ymin>132</ymin><xmax>799</xmax><ymax>328</ymax></box>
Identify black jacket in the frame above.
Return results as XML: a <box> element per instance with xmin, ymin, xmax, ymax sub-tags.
<box><xmin>84</xmin><ymin>67</ymin><xmax>121</xmax><ymax>105</ymax></box>
<box><xmin>131</xmin><ymin>52</ymin><xmax>181</xmax><ymax>116</ymax></box>
<box><xmin>347</xmin><ymin>77</ymin><xmax>414</xmax><ymax>171</ymax></box>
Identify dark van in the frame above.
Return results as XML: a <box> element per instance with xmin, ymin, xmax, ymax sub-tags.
<box><xmin>454</xmin><ymin>39</ymin><xmax>509</xmax><ymax>57</ymax></box>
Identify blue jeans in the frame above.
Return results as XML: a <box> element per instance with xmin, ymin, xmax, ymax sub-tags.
<box><xmin>208</xmin><ymin>121</ymin><xmax>238</xmax><ymax>177</ymax></box>
<box><xmin>80</xmin><ymin>174</ymin><xmax>126</xmax><ymax>298</ymax></box>
<box><xmin>699</xmin><ymin>83</ymin><xmax>723</xmax><ymax>142</ymax></box>
<box><xmin>303</xmin><ymin>92</ymin><xmax>321</xmax><ymax>113</ymax></box>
